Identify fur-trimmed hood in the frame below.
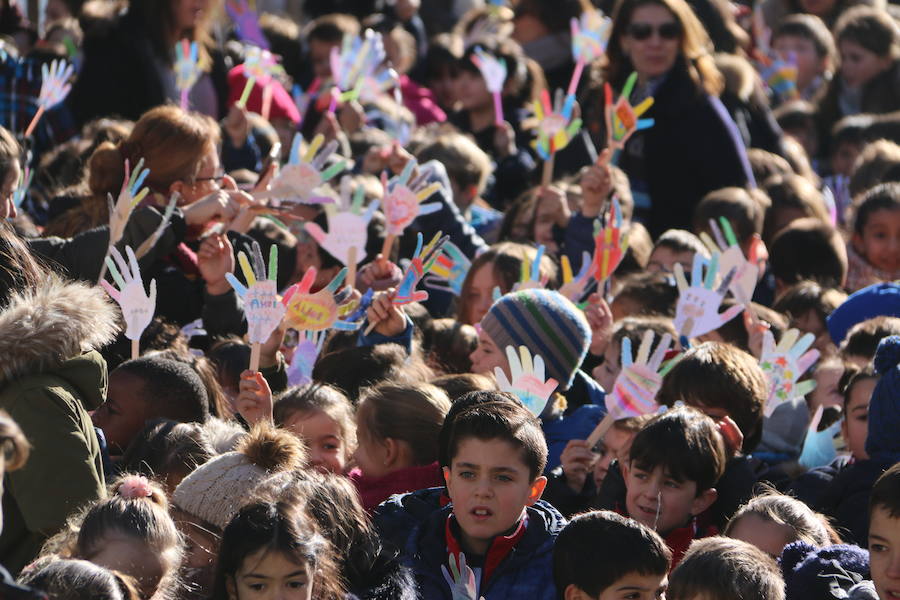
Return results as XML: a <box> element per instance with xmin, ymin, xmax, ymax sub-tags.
<box><xmin>0</xmin><ymin>275</ymin><xmax>120</xmax><ymax>385</ymax></box>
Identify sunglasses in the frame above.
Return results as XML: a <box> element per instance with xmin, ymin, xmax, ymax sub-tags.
<box><xmin>627</xmin><ymin>22</ymin><xmax>681</xmax><ymax>41</ymax></box>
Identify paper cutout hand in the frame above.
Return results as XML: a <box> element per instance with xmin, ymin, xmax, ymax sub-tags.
<box><xmin>262</xmin><ymin>133</ymin><xmax>345</xmax><ymax>204</ymax></box>
<box><xmin>395</xmin><ymin>232</ymin><xmax>448</xmax><ymax>305</ymax></box>
<box><xmin>531</xmin><ymin>88</ymin><xmax>582</xmax><ymax>160</ymax></box>
<box><xmin>471</xmin><ymin>46</ymin><xmax>507</xmax><ymax>93</ymax></box>
<box><xmin>513</xmin><ymin>244</ymin><xmax>548</xmax><ymax>291</ymax></box>
<box><xmin>38</xmin><ymin>59</ymin><xmax>74</xmax><ymax>109</ymax></box>
<box><xmin>760</xmin><ymin>328</ymin><xmax>820</xmax><ymax>417</ymax></box>
<box><xmin>108</xmin><ymin>158</ymin><xmax>150</xmax><ymax>248</ymax></box>
<box><xmin>226</xmin><ymin>0</ymin><xmax>269</xmax><ymax>49</ymax></box>
<box><xmin>699</xmin><ymin>217</ymin><xmax>759</xmax><ymax>304</ymax></box>
<box><xmin>424</xmin><ymin>240</ymin><xmax>471</xmax><ymax>296</ymax></box>
<box><xmin>101</xmin><ymin>246</ymin><xmax>156</xmax><ymax>340</ymax></box>
<box><xmin>605</xmin><ymin>72</ymin><xmax>654</xmax><ymax>152</ymax></box>
<box><xmin>381</xmin><ymin>159</ymin><xmax>443</xmax><ymax>236</ymax></box>
<box><xmin>673</xmin><ymin>253</ymin><xmax>744</xmax><ymax>338</ymax></box>
<box><xmin>286</xmin><ymin>330</ymin><xmax>325</xmax><ymax>387</ymax></box>
<box><xmin>282</xmin><ymin>267</ymin><xmax>359</xmax><ymax>331</ymax></box>
<box><xmin>11</xmin><ymin>165</ymin><xmax>31</xmax><ymax>210</ymax></box>
<box><xmin>441</xmin><ymin>552</ymin><xmax>481</xmax><ymax>600</ymax></box>
<box><xmin>761</xmin><ymin>52</ymin><xmax>799</xmax><ymax>100</ymax></box>
<box><xmin>304</xmin><ymin>179</ymin><xmax>379</xmax><ymax>266</ymax></box>
<box><xmin>243</xmin><ymin>46</ymin><xmax>283</xmax><ymax>84</ymax></box>
<box><xmin>175</xmin><ymin>40</ymin><xmax>202</xmax><ymax>97</ymax></box>
<box><xmin>571</xmin><ymin>10</ymin><xmax>611</xmax><ymax>63</ymax></box>
<box><xmin>559</xmin><ymin>252</ymin><xmax>594</xmax><ymax>303</ymax></box>
<box><xmin>330</xmin><ymin>29</ymin><xmax>387</xmax><ymax>98</ymax></box>
<box><xmin>798</xmin><ymin>405</ymin><xmax>841</xmax><ymax>469</ymax></box>
<box><xmin>225</xmin><ymin>241</ymin><xmax>285</xmax><ymax>344</ymax></box>
<box><xmin>591</xmin><ymin>197</ymin><xmax>629</xmax><ymax>283</ymax></box>
<box><xmin>606</xmin><ymin>331</ymin><xmax>680</xmax><ymax>418</ymax></box>
<box><xmin>495</xmin><ymin>345</ymin><xmax>559</xmax><ymax>417</ymax></box>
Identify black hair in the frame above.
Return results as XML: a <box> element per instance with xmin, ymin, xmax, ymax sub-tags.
<box><xmin>871</xmin><ymin>462</ymin><xmax>900</xmax><ymax>518</ymax></box>
<box><xmin>119</xmin><ymin>419</ymin><xmax>215</xmax><ymax>489</ymax></box>
<box><xmin>115</xmin><ymin>357</ymin><xmax>210</xmax><ymax>423</ymax></box>
<box><xmin>851</xmin><ymin>182</ymin><xmax>900</xmax><ymax>237</ymax></box>
<box><xmin>553</xmin><ymin>511</ymin><xmax>671</xmax><ymax>598</ymax></box>
<box><xmin>629</xmin><ymin>407</ymin><xmax>726</xmax><ymax>493</ymax></box>
<box><xmin>19</xmin><ymin>558</ymin><xmax>141</xmax><ymax>600</ymax></box>
<box><xmin>447</xmin><ymin>397</ymin><xmax>547</xmax><ymax>481</ymax></box>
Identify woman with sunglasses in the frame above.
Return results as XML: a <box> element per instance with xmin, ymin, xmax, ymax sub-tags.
<box><xmin>582</xmin><ymin>0</ymin><xmax>753</xmax><ymax>239</ymax></box>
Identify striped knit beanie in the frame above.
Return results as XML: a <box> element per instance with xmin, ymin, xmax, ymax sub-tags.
<box><xmin>481</xmin><ymin>289</ymin><xmax>591</xmax><ymax>390</ymax></box>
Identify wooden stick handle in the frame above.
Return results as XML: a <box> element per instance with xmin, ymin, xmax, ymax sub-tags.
<box><xmin>249</xmin><ymin>342</ymin><xmax>261</xmax><ymax>372</ymax></box>
<box><xmin>541</xmin><ymin>153</ymin><xmax>555</xmax><ymax>188</ymax></box>
<box><xmin>381</xmin><ymin>234</ymin><xmax>395</xmax><ymax>261</ymax></box>
<box><xmin>347</xmin><ymin>247</ymin><xmax>358</xmax><ymax>289</ymax></box>
<box><xmin>131</xmin><ymin>338</ymin><xmax>140</xmax><ymax>360</ymax></box>
<box><xmin>24</xmin><ymin>105</ymin><xmax>45</xmax><ymax>138</ymax></box>
<box><xmin>586</xmin><ymin>413</ymin><xmax>614</xmax><ymax>448</ymax></box>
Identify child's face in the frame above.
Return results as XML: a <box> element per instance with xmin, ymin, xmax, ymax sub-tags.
<box><xmin>87</xmin><ymin>534</ymin><xmax>173</xmax><ymax>599</ymax></box>
<box><xmin>428</xmin><ymin>66</ymin><xmax>459</xmax><ymax>111</ymax></box>
<box><xmin>810</xmin><ymin>363</ymin><xmax>844</xmax><ymax>411</ymax></box>
<box><xmin>173</xmin><ymin>508</ymin><xmax>219</xmax><ymax>595</ymax></box>
<box><xmin>91</xmin><ymin>370</ymin><xmax>150</xmax><ymax>455</ymax></box>
<box><xmin>464</xmin><ymin>263</ymin><xmax>499</xmax><ymax>325</ymax></box>
<box><xmin>455</xmin><ymin>70</ymin><xmax>493</xmax><ymax>113</ymax></box>
<box><xmin>647</xmin><ymin>246</ymin><xmax>694</xmax><ymax>274</ymax></box>
<box><xmin>839</xmin><ymin>40</ymin><xmax>891</xmax><ymax>89</ymax></box>
<box><xmin>831</xmin><ymin>141</ymin><xmax>863</xmax><ymax>177</ymax></box>
<box><xmin>793</xmin><ymin>308</ymin><xmax>833</xmax><ymax>354</ymax></box>
<box><xmin>352</xmin><ymin>406</ymin><xmax>391</xmax><ymax>479</ymax></box>
<box><xmin>444</xmin><ymin>437</ymin><xmax>546</xmax><ymax>556</ymax></box>
<box><xmin>592</xmin><ymin>341</ymin><xmax>621</xmax><ymax>395</ymax></box>
<box><xmin>309</xmin><ymin>39</ymin><xmax>338</xmax><ymax>80</ymax></box>
<box><xmin>226</xmin><ymin>549</ymin><xmax>313</xmax><ymax>600</ymax></box>
<box><xmin>588</xmin><ymin>571</ymin><xmax>668</xmax><ymax>600</ymax></box>
<box><xmin>282</xmin><ymin>409</ymin><xmax>349</xmax><ymax>474</ymax></box>
<box><xmin>593</xmin><ymin>426</ymin><xmax>636</xmax><ymax>487</ymax></box>
<box><xmin>0</xmin><ymin>159</ymin><xmax>19</xmax><ymax>220</ymax></box>
<box><xmin>843</xmin><ymin>377</ymin><xmax>875</xmax><ymax>461</ymax></box>
<box><xmin>869</xmin><ymin>507</ymin><xmax>900</xmax><ymax>600</ymax></box>
<box><xmin>622</xmin><ymin>462</ymin><xmax>717</xmax><ymax>536</ymax></box>
<box><xmin>773</xmin><ymin>35</ymin><xmax>826</xmax><ymax>91</ymax></box>
<box><xmin>727</xmin><ymin>514</ymin><xmax>797</xmax><ymax>559</ymax></box>
<box><xmin>469</xmin><ymin>328</ymin><xmax>508</xmax><ymax>377</ymax></box>
<box><xmin>854</xmin><ymin>208</ymin><xmax>900</xmax><ymax>273</ymax></box>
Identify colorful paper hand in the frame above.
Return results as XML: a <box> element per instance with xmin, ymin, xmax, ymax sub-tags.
<box><xmin>471</xmin><ymin>46</ymin><xmax>507</xmax><ymax>124</ymax></box>
<box><xmin>559</xmin><ymin>252</ymin><xmax>594</xmax><ymax>303</ymax></box>
<box><xmin>394</xmin><ymin>232</ymin><xmax>449</xmax><ymax>305</ymax></box>
<box><xmin>11</xmin><ymin>164</ymin><xmax>32</xmax><ymax>210</ymax></box>
<box><xmin>761</xmin><ymin>52</ymin><xmax>799</xmax><ymax>100</ymax></box>
<box><xmin>225</xmin><ymin>241</ymin><xmax>285</xmax><ymax>344</ymax></box>
<box><xmin>304</xmin><ymin>179</ymin><xmax>378</xmax><ymax>266</ymax></box>
<box><xmin>286</xmin><ymin>330</ymin><xmax>325</xmax><ymax>387</ymax></box>
<box><xmin>330</xmin><ymin>29</ymin><xmax>388</xmax><ymax>101</ymax></box>
<box><xmin>591</xmin><ymin>197</ymin><xmax>629</xmax><ymax>283</ymax></box>
<box><xmin>760</xmin><ymin>328</ymin><xmax>820</xmax><ymax>417</ymax></box>
<box><xmin>495</xmin><ymin>345</ymin><xmax>559</xmax><ymax>417</ymax></box>
<box><xmin>282</xmin><ymin>267</ymin><xmax>359</xmax><ymax>332</ymax></box>
<box><xmin>25</xmin><ymin>58</ymin><xmax>74</xmax><ymax>136</ymax></box>
<box><xmin>699</xmin><ymin>217</ymin><xmax>759</xmax><ymax>304</ymax></box>
<box><xmin>441</xmin><ymin>552</ymin><xmax>481</xmax><ymax>600</ymax></box>
<box><xmin>423</xmin><ymin>241</ymin><xmax>471</xmax><ymax>296</ymax></box>
<box><xmin>673</xmin><ymin>253</ymin><xmax>744</xmax><ymax>338</ymax></box>
<box><xmin>798</xmin><ymin>405</ymin><xmax>841</xmax><ymax>469</ymax></box>
<box><xmin>243</xmin><ymin>46</ymin><xmax>282</xmax><ymax>84</ymax></box>
<box><xmin>174</xmin><ymin>39</ymin><xmax>202</xmax><ymax>110</ymax></box>
<box><xmin>568</xmin><ymin>9</ymin><xmax>611</xmax><ymax>95</ymax></box>
<box><xmin>260</xmin><ymin>133</ymin><xmax>345</xmax><ymax>204</ymax></box>
<box><xmin>606</xmin><ymin>331</ymin><xmax>680</xmax><ymax>419</ymax></box>
<box><xmin>107</xmin><ymin>158</ymin><xmax>150</xmax><ymax>249</ymax></box>
<box><xmin>101</xmin><ymin>245</ymin><xmax>156</xmax><ymax>341</ymax></box>
<box><xmin>225</xmin><ymin>0</ymin><xmax>270</xmax><ymax>49</ymax></box>
<box><xmin>381</xmin><ymin>159</ymin><xmax>443</xmax><ymax>237</ymax></box>
<box><xmin>531</xmin><ymin>88</ymin><xmax>582</xmax><ymax>161</ymax></box>
<box><xmin>513</xmin><ymin>244</ymin><xmax>548</xmax><ymax>291</ymax></box>
<box><xmin>605</xmin><ymin>72</ymin><xmax>654</xmax><ymax>158</ymax></box>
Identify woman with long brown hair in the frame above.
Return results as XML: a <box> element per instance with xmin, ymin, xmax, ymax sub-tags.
<box><xmin>581</xmin><ymin>0</ymin><xmax>753</xmax><ymax>238</ymax></box>
<box><xmin>68</xmin><ymin>0</ymin><xmax>228</xmax><ymax>125</ymax></box>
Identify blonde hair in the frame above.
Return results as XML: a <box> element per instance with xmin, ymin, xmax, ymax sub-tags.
<box><xmin>274</xmin><ymin>383</ymin><xmax>357</xmax><ymax>460</ymax></box>
<box><xmin>357</xmin><ymin>382</ymin><xmax>451</xmax><ymax>466</ymax></box>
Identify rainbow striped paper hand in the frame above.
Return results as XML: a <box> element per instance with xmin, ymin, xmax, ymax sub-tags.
<box><xmin>699</xmin><ymin>216</ymin><xmax>759</xmax><ymax>304</ymax></box>
<box><xmin>381</xmin><ymin>159</ymin><xmax>443</xmax><ymax>237</ymax></box>
<box><xmin>260</xmin><ymin>133</ymin><xmax>345</xmax><ymax>204</ymax></box>
<box><xmin>591</xmin><ymin>197</ymin><xmax>629</xmax><ymax>284</ymax></box>
<box><xmin>605</xmin><ymin>72</ymin><xmax>654</xmax><ymax>160</ymax></box>
<box><xmin>495</xmin><ymin>345</ymin><xmax>559</xmax><ymax>417</ymax></box>
<box><xmin>606</xmin><ymin>330</ymin><xmax>681</xmax><ymax>418</ymax></box>
<box><xmin>531</xmin><ymin>88</ymin><xmax>582</xmax><ymax>161</ymax></box>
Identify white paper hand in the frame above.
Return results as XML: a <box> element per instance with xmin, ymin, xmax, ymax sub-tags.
<box><xmin>101</xmin><ymin>246</ymin><xmax>156</xmax><ymax>340</ymax></box>
<box><xmin>673</xmin><ymin>253</ymin><xmax>744</xmax><ymax>338</ymax></box>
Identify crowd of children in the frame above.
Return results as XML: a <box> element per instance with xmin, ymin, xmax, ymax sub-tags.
<box><xmin>0</xmin><ymin>0</ymin><xmax>898</xmax><ymax>598</ymax></box>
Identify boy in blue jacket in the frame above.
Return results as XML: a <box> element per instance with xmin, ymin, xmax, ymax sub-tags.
<box><xmin>398</xmin><ymin>395</ymin><xmax>565</xmax><ymax>599</ymax></box>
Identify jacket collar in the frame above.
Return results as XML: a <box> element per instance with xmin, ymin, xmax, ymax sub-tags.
<box><xmin>445</xmin><ymin>512</ymin><xmax>528</xmax><ymax>586</ymax></box>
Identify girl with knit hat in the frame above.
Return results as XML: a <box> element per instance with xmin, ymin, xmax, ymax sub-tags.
<box><xmin>170</xmin><ymin>424</ymin><xmax>307</xmax><ymax>599</ymax></box>
<box><xmin>469</xmin><ymin>288</ymin><xmax>606</xmax><ymax>470</ymax></box>
<box><xmin>45</xmin><ymin>475</ymin><xmax>183</xmax><ymax>600</ymax></box>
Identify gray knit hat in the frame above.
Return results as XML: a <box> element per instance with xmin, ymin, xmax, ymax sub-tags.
<box><xmin>171</xmin><ymin>425</ymin><xmax>306</xmax><ymax>530</ymax></box>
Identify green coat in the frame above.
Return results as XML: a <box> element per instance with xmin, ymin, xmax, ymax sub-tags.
<box><xmin>0</xmin><ymin>277</ymin><xmax>119</xmax><ymax>574</ymax></box>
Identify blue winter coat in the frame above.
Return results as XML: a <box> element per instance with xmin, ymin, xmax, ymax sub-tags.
<box><xmin>397</xmin><ymin>500</ymin><xmax>566</xmax><ymax>600</ymax></box>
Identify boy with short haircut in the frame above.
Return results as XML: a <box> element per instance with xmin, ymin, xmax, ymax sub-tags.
<box><xmin>617</xmin><ymin>407</ymin><xmax>726</xmax><ymax>566</ymax></box>
<box><xmin>869</xmin><ymin>463</ymin><xmax>900</xmax><ymax>600</ymax></box>
<box><xmin>401</xmin><ymin>397</ymin><xmax>564</xmax><ymax>599</ymax></box>
<box><xmin>769</xmin><ymin>218</ymin><xmax>848</xmax><ymax>296</ymax></box>
<box><xmin>647</xmin><ymin>229</ymin><xmax>709</xmax><ymax>275</ymax></box>
<box><xmin>668</xmin><ymin>537</ymin><xmax>785</xmax><ymax>600</ymax></box>
<box><xmin>553</xmin><ymin>510</ymin><xmax>670</xmax><ymax>600</ymax></box>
